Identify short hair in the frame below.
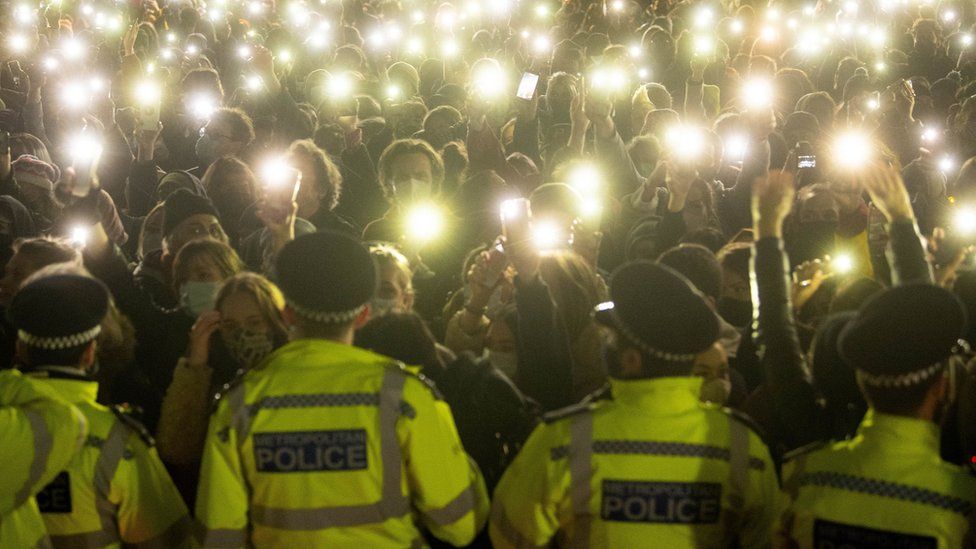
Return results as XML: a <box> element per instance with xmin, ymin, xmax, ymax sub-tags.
<box><xmin>210</xmin><ymin>108</ymin><xmax>255</xmax><ymax>145</ymax></box>
<box><xmin>181</xmin><ymin>67</ymin><xmax>224</xmax><ymax>98</ymax></box>
<box><xmin>858</xmin><ymin>368</ymin><xmax>944</xmax><ymax>416</ymax></box>
<box><xmin>717</xmin><ymin>242</ymin><xmax>751</xmax><ymax>280</ymax></box>
<box><xmin>13</xmin><ymin>238</ymin><xmax>79</xmax><ymax>270</ymax></box>
<box><xmin>377</xmin><ymin>139</ymin><xmax>445</xmax><ymax>202</ymax></box>
<box><xmin>657</xmin><ymin>244</ymin><xmax>723</xmax><ymax>301</ymax></box>
<box><xmin>354</xmin><ymin>312</ymin><xmax>441</xmax><ymax>371</ymax></box>
<box><xmin>172</xmin><ymin>239</ymin><xmax>245</xmax><ymax>289</ymax></box>
<box><xmin>287</xmin><ymin>139</ymin><xmax>343</xmax><ymax>210</ymax></box>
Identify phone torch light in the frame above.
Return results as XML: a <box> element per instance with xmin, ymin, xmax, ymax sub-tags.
<box><xmin>386</xmin><ymin>85</ymin><xmax>401</xmax><ymax>100</ymax></box>
<box><xmin>531</xmin><ymin>221</ymin><xmax>563</xmax><ymax>250</ymax></box>
<box><xmin>628</xmin><ymin>44</ymin><xmax>642</xmax><ymax>58</ymax></box>
<box><xmin>921</xmin><ymin>127</ymin><xmax>939</xmax><ymax>142</ymax></box>
<box><xmin>742</xmin><ymin>78</ymin><xmax>774</xmax><ymax>110</ymax></box>
<box><xmin>760</xmin><ymin>26</ymin><xmax>778</xmax><ymax>42</ymax></box>
<box><xmin>261</xmin><ymin>158</ymin><xmax>293</xmax><ymax>187</ymax></box>
<box><xmin>832</xmin><ymin>131</ymin><xmax>872</xmax><ymax>169</ymax></box>
<box><xmin>238</xmin><ymin>45</ymin><xmax>252</xmax><ymax>59</ymax></box>
<box><xmin>955</xmin><ymin>207</ymin><xmax>976</xmax><ymax>235</ymax></box>
<box><xmin>499</xmin><ymin>198</ymin><xmax>527</xmax><ymax>222</ymax></box>
<box><xmin>569</xmin><ymin>164</ymin><xmax>601</xmax><ymax>195</ymax></box>
<box><xmin>943</xmin><ymin>9</ymin><xmax>957</xmax><ymax>23</ymax></box>
<box><xmin>474</xmin><ymin>65</ymin><xmax>507</xmax><ymax>98</ymax></box>
<box><xmin>833</xmin><ymin>253</ymin><xmax>854</xmax><ymax>274</ymax></box>
<box><xmin>611</xmin><ymin>0</ymin><xmax>625</xmax><ymax>12</ymax></box>
<box><xmin>534</xmin><ymin>3</ymin><xmax>550</xmax><ymax>18</ymax></box>
<box><xmin>277</xmin><ymin>50</ymin><xmax>293</xmax><ymax>63</ymax></box>
<box><xmin>406</xmin><ymin>38</ymin><xmax>424</xmax><ymax>55</ymax></box>
<box><xmin>693</xmin><ymin>35</ymin><xmax>714</xmax><ymax>56</ymax></box>
<box><xmin>7</xmin><ymin>34</ymin><xmax>28</xmax><ymax>53</ymax></box>
<box><xmin>328</xmin><ymin>74</ymin><xmax>353</xmax><ymax>97</ymax></box>
<box><xmin>61</xmin><ymin>82</ymin><xmax>90</xmax><ymax>111</ymax></box>
<box><xmin>874</xmin><ymin>61</ymin><xmax>887</xmax><ymax>72</ymax></box>
<box><xmin>189</xmin><ymin>95</ymin><xmax>217</xmax><ymax>120</ymax></box>
<box><xmin>411</xmin><ymin>9</ymin><xmax>425</xmax><ymax>22</ymax></box>
<box><xmin>866</xmin><ymin>97</ymin><xmax>880</xmax><ymax>110</ymax></box>
<box><xmin>962</xmin><ymin>34</ymin><xmax>974</xmax><ymax>48</ymax></box>
<box><xmin>406</xmin><ymin>203</ymin><xmax>445</xmax><ymax>243</ymax></box>
<box><xmin>730</xmin><ymin>19</ymin><xmax>744</xmax><ymax>34</ymax></box>
<box><xmin>42</xmin><ymin>57</ymin><xmax>59</xmax><ymax>71</ymax></box>
<box><xmin>532</xmin><ymin>35</ymin><xmax>552</xmax><ymax>56</ymax></box>
<box><xmin>166</xmin><ymin>32</ymin><xmax>177</xmax><ymax>44</ymax></box>
<box><xmin>135</xmin><ymin>81</ymin><xmax>162</xmax><ymax>105</ymax></box>
<box><xmin>69</xmin><ymin>133</ymin><xmax>103</xmax><ymax>164</ymax></box>
<box><xmin>725</xmin><ymin>134</ymin><xmax>748</xmax><ymax>162</ymax></box>
<box><xmin>69</xmin><ymin>226</ymin><xmax>90</xmax><ymax>248</ymax></box>
<box><xmin>666</xmin><ymin>125</ymin><xmax>706</xmax><ymax>160</ymax></box>
<box><xmin>245</xmin><ymin>75</ymin><xmax>263</xmax><ymax>92</ymax></box>
<box><xmin>441</xmin><ymin>40</ymin><xmax>460</xmax><ymax>59</ymax></box>
<box><xmin>580</xmin><ymin>201</ymin><xmax>603</xmax><ymax>221</ymax></box>
<box><xmin>939</xmin><ymin>156</ymin><xmax>956</xmax><ymax>174</ymax></box>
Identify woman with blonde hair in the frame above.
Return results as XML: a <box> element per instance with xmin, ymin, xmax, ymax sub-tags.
<box><xmin>157</xmin><ymin>272</ymin><xmax>288</xmax><ymax>504</ymax></box>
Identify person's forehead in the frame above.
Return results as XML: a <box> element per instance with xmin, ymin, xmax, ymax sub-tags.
<box><xmin>179</xmin><ymin>214</ymin><xmax>220</xmax><ymax>229</ymax></box>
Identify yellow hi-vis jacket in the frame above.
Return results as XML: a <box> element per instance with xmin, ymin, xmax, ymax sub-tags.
<box><xmin>196</xmin><ymin>339</ymin><xmax>490</xmax><ymax>548</ymax></box>
<box><xmin>0</xmin><ymin>369</ymin><xmax>88</xmax><ymax>549</ymax></box>
<box><xmin>29</xmin><ymin>374</ymin><xmax>193</xmax><ymax>548</ymax></box>
<box><xmin>491</xmin><ymin>377</ymin><xmax>779</xmax><ymax>548</ymax></box>
<box><xmin>778</xmin><ymin>409</ymin><xmax>976</xmax><ymax>548</ymax></box>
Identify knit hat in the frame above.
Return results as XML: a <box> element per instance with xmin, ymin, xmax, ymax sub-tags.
<box><xmin>163</xmin><ymin>188</ymin><xmax>220</xmax><ymax>237</ymax></box>
<box><xmin>12</xmin><ymin>155</ymin><xmax>60</xmax><ymax>191</ymax></box>
<box><xmin>275</xmin><ymin>231</ymin><xmax>377</xmax><ymax>324</ymax></box>
<box><xmin>10</xmin><ymin>275</ymin><xmax>109</xmax><ymax>351</ymax></box>
<box><xmin>839</xmin><ymin>284</ymin><xmax>967</xmax><ymax>388</ymax></box>
<box><xmin>595</xmin><ymin>261</ymin><xmax>719</xmax><ymax>365</ymax></box>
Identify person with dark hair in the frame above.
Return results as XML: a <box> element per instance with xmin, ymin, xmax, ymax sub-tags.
<box><xmin>778</xmin><ymin>283</ymin><xmax>976</xmax><ymax>547</ymax></box>
<box><xmin>13</xmin><ymin>274</ymin><xmax>192</xmax><ymax>547</ymax></box>
<box><xmin>355</xmin><ymin>311</ymin><xmax>537</xmax><ymax>492</ymax></box>
<box><xmin>194</xmin><ymin>108</ymin><xmax>255</xmax><ymax>169</ymax></box>
<box><xmin>491</xmin><ymin>261</ymin><xmax>778</xmax><ymax>547</ymax></box>
<box><xmin>196</xmin><ymin>231</ymin><xmax>488</xmax><ymax>546</ymax></box>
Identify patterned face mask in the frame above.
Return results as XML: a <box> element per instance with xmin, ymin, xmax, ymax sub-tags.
<box><xmin>224</xmin><ymin>328</ymin><xmax>274</xmax><ymax>369</ymax></box>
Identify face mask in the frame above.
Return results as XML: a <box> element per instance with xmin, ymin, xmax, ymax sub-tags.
<box><xmin>180</xmin><ymin>281</ymin><xmax>220</xmax><ymax>317</ymax></box>
<box><xmin>699</xmin><ymin>377</ymin><xmax>732</xmax><ymax>405</ymax></box>
<box><xmin>224</xmin><ymin>328</ymin><xmax>274</xmax><ymax>368</ymax></box>
<box><xmin>370</xmin><ymin>297</ymin><xmax>400</xmax><ymax>318</ymax></box>
<box><xmin>195</xmin><ymin>134</ymin><xmax>217</xmax><ymax>167</ymax></box>
<box><xmin>718</xmin><ymin>297</ymin><xmax>752</xmax><ymax>328</ymax></box>
<box><xmin>488</xmin><ymin>350</ymin><xmax>518</xmax><ymax>378</ymax></box>
<box><xmin>398</xmin><ymin>178</ymin><xmax>432</xmax><ymax>202</ymax></box>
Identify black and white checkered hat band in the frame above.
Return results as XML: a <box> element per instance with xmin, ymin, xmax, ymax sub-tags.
<box><xmin>287</xmin><ymin>300</ymin><xmax>366</xmax><ymax>324</ymax></box>
<box><xmin>608</xmin><ymin>308</ymin><xmax>698</xmax><ymax>363</ymax></box>
<box><xmin>18</xmin><ymin>326</ymin><xmax>102</xmax><ymax>350</ymax></box>
<box><xmin>857</xmin><ymin>362</ymin><xmax>944</xmax><ymax>388</ymax></box>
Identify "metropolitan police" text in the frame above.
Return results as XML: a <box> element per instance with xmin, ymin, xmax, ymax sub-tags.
<box><xmin>253</xmin><ymin>429</ymin><xmax>369</xmax><ymax>473</ymax></box>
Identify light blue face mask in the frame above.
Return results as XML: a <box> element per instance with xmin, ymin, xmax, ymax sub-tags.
<box><xmin>180</xmin><ymin>281</ymin><xmax>220</xmax><ymax>317</ymax></box>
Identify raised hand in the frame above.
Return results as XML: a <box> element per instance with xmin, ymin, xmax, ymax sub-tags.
<box><xmin>857</xmin><ymin>162</ymin><xmax>913</xmax><ymax>223</ymax></box>
<box><xmin>752</xmin><ymin>170</ymin><xmax>796</xmax><ymax>238</ymax></box>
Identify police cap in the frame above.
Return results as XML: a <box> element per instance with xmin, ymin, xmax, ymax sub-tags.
<box><xmin>594</xmin><ymin>260</ymin><xmax>719</xmax><ymax>364</ymax></box>
<box><xmin>10</xmin><ymin>274</ymin><xmax>109</xmax><ymax>350</ymax></box>
<box><xmin>275</xmin><ymin>231</ymin><xmax>377</xmax><ymax>324</ymax></box>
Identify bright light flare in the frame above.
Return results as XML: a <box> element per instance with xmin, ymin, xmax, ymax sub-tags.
<box><xmin>832</xmin><ymin>131</ymin><xmax>873</xmax><ymax>169</ymax></box>
<box><xmin>955</xmin><ymin>207</ymin><xmax>976</xmax><ymax>235</ymax></box>
<box><xmin>406</xmin><ymin>202</ymin><xmax>446</xmax><ymax>243</ymax></box>
<box><xmin>742</xmin><ymin>78</ymin><xmax>773</xmax><ymax>109</ymax></box>
<box><xmin>568</xmin><ymin>163</ymin><xmax>601</xmax><ymax>195</ymax></box>
<box><xmin>666</xmin><ymin>125</ymin><xmax>706</xmax><ymax>161</ymax></box>
<box><xmin>832</xmin><ymin>253</ymin><xmax>854</xmax><ymax>274</ymax></box>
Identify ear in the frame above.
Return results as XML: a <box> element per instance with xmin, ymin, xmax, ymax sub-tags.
<box><xmin>619</xmin><ymin>347</ymin><xmax>644</xmax><ymax>377</ymax></box>
<box><xmin>282</xmin><ymin>305</ymin><xmax>299</xmax><ymax>327</ymax></box>
<box><xmin>353</xmin><ymin>304</ymin><xmax>372</xmax><ymax>330</ymax></box>
<box><xmin>14</xmin><ymin>339</ymin><xmax>26</xmax><ymax>365</ymax></box>
<box><xmin>81</xmin><ymin>341</ymin><xmax>98</xmax><ymax>370</ymax></box>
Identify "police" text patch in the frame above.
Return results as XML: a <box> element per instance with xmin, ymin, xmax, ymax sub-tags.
<box><xmin>814</xmin><ymin>519</ymin><xmax>937</xmax><ymax>549</ymax></box>
<box><xmin>37</xmin><ymin>472</ymin><xmax>72</xmax><ymax>513</ymax></box>
<box><xmin>601</xmin><ymin>480</ymin><xmax>722</xmax><ymax>524</ymax></box>
<box><xmin>253</xmin><ymin>430</ymin><xmax>368</xmax><ymax>473</ymax></box>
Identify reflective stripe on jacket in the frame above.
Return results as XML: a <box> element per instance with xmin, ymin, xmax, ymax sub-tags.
<box><xmin>490</xmin><ymin>376</ymin><xmax>780</xmax><ymax>548</ymax></box>
<box><xmin>195</xmin><ymin>338</ymin><xmax>489</xmax><ymax>548</ymax></box>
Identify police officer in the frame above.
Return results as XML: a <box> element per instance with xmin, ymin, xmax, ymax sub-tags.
<box><xmin>10</xmin><ymin>274</ymin><xmax>193</xmax><ymax>548</ymax></box>
<box><xmin>777</xmin><ymin>283</ymin><xmax>976</xmax><ymax>548</ymax></box>
<box><xmin>196</xmin><ymin>231</ymin><xmax>489</xmax><ymax>547</ymax></box>
<box><xmin>0</xmin><ymin>369</ymin><xmax>87</xmax><ymax>547</ymax></box>
<box><xmin>490</xmin><ymin>261</ymin><xmax>779</xmax><ymax>548</ymax></box>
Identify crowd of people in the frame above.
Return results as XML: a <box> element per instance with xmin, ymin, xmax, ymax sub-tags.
<box><xmin>1</xmin><ymin>0</ymin><xmax>976</xmax><ymax>544</ymax></box>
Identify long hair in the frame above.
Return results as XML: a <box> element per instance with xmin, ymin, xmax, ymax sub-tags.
<box><xmin>172</xmin><ymin>239</ymin><xmax>245</xmax><ymax>289</ymax></box>
<box><xmin>216</xmin><ymin>272</ymin><xmax>288</xmax><ymax>343</ymax></box>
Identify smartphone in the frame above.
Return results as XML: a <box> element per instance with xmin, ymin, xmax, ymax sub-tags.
<box><xmin>798</xmin><ymin>155</ymin><xmax>816</xmax><ymax>169</ymax></box>
<box><xmin>516</xmin><ymin>72</ymin><xmax>540</xmax><ymax>100</ymax></box>
<box><xmin>501</xmin><ymin>198</ymin><xmax>531</xmax><ymax>242</ymax></box>
<box><xmin>265</xmin><ymin>167</ymin><xmax>302</xmax><ymax>212</ymax></box>
<box><xmin>140</xmin><ymin>100</ymin><xmax>161</xmax><ymax>132</ymax></box>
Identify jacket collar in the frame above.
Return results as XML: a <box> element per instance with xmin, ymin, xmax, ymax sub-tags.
<box><xmin>609</xmin><ymin>376</ymin><xmax>704</xmax><ymax>413</ymax></box>
<box><xmin>855</xmin><ymin>408</ymin><xmax>940</xmax><ymax>454</ymax></box>
<box><xmin>28</xmin><ymin>371</ymin><xmax>99</xmax><ymax>405</ymax></box>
